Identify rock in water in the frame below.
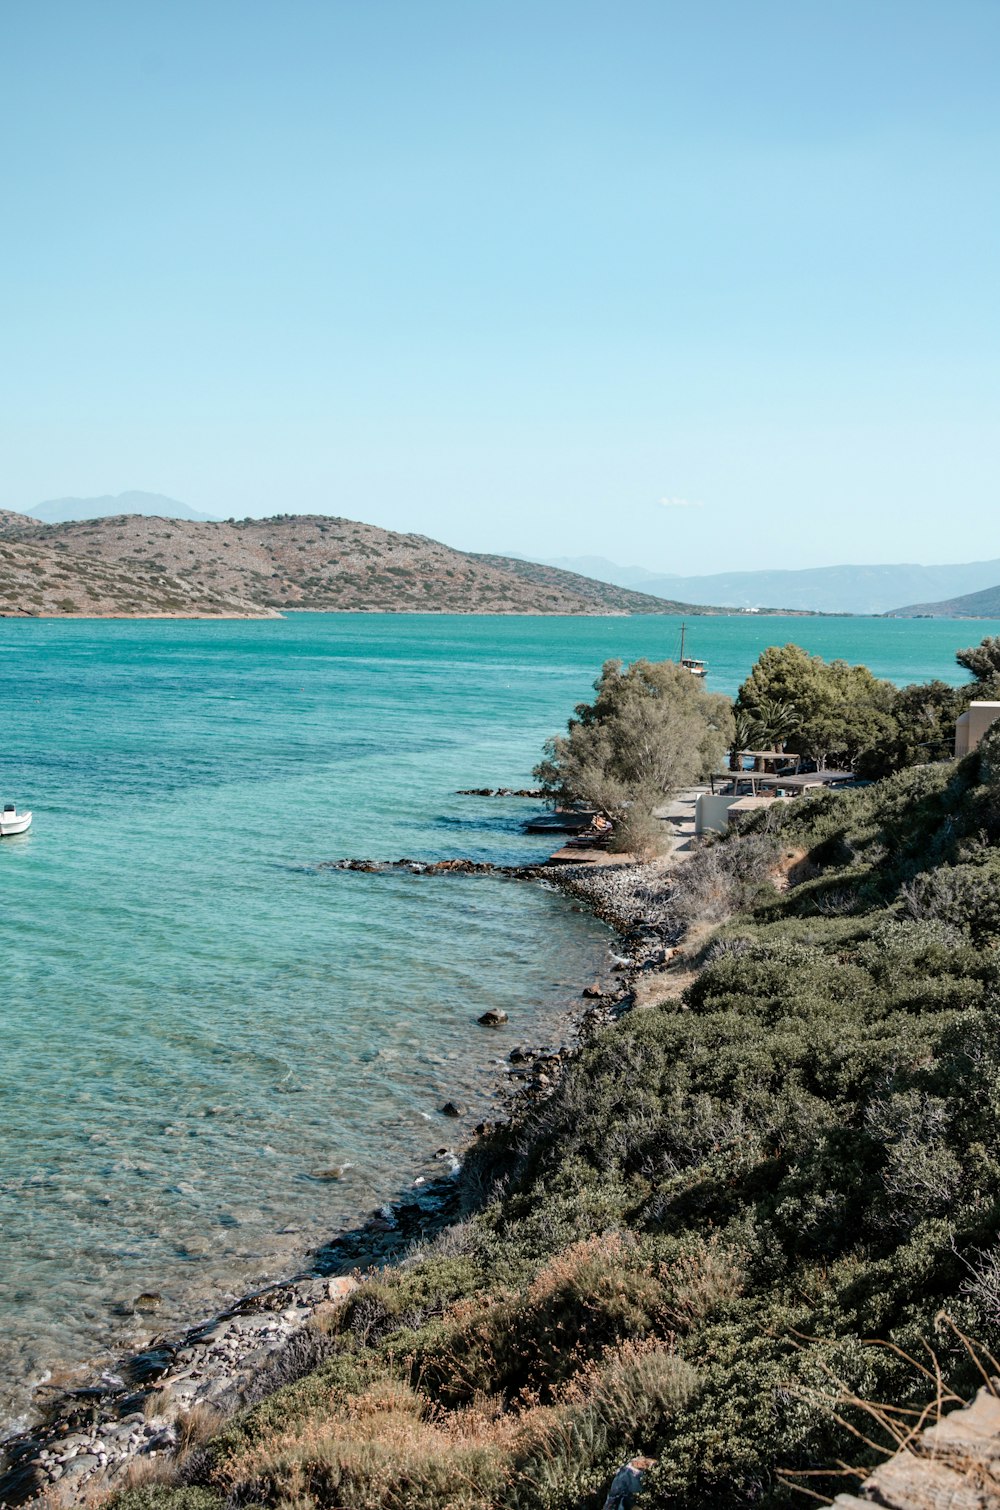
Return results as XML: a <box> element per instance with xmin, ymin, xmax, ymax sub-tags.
<box><xmin>582</xmin><ymin>982</ymin><xmax>604</xmax><ymax>998</ymax></box>
<box><xmin>440</xmin><ymin>1101</ymin><xmax>465</xmax><ymax>1117</ymax></box>
<box><xmin>477</xmin><ymin>1009</ymin><xmax>508</xmax><ymax>1027</ymax></box>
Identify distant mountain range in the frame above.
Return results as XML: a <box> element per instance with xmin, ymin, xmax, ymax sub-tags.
<box><xmin>538</xmin><ymin>555</ymin><xmax>1000</xmax><ymax>616</ymax></box>
<box><xmin>26</xmin><ymin>490</ymin><xmax>220</xmax><ymax>525</ymax></box>
<box><xmin>0</xmin><ymin>511</ymin><xmax>722</xmax><ymax>619</ymax></box>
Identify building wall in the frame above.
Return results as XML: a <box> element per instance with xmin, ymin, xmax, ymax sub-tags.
<box><xmin>696</xmin><ymin>793</ymin><xmax>742</xmax><ymax>835</ymax></box>
<box><xmin>955</xmin><ymin>702</ymin><xmax>1000</xmax><ymax>757</ymax></box>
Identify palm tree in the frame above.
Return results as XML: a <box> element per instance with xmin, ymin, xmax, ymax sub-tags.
<box><xmin>728</xmin><ymin>708</ymin><xmax>761</xmax><ymax>771</ymax></box>
<box><xmin>752</xmin><ymin>697</ymin><xmax>798</xmax><ymax>752</ymax></box>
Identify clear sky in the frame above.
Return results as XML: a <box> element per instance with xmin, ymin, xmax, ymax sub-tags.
<box><xmin>2</xmin><ymin>1</ymin><xmax>997</xmax><ymax>572</ymax></box>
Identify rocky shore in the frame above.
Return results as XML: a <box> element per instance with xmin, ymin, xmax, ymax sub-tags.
<box><xmin>0</xmin><ymin>853</ymin><xmax>683</xmax><ymax>1509</ymax></box>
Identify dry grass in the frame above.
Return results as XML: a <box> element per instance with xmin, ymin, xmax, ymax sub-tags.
<box><xmin>210</xmin><ymin>1376</ymin><xmax>507</xmax><ymax>1510</ymax></box>
<box><xmin>204</xmin><ymin>1340</ymin><xmax>696</xmax><ymax>1510</ymax></box>
<box><xmin>772</xmin><ymin>847</ymin><xmax>820</xmax><ymax>892</ymax></box>
<box><xmin>174</xmin><ymin>1404</ymin><xmax>226</xmax><ymax>1453</ymax></box>
<box><xmin>181</xmin><ymin>1237</ymin><xmax>704</xmax><ymax>1509</ymax></box>
<box><xmin>657</xmin><ymin>1241</ymin><xmax>744</xmax><ymax>1329</ymax></box>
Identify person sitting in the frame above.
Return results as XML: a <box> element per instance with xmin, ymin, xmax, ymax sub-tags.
<box><xmin>568</xmin><ymin>813</ymin><xmax>614</xmax><ymax>846</ymax></box>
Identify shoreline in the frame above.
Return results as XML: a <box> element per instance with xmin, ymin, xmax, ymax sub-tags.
<box><xmin>0</xmin><ymin>605</ymin><xmax>839</xmax><ymax>623</ymax></box>
<box><xmin>0</xmin><ymin>852</ymin><xmax>682</xmax><ymax>1509</ymax></box>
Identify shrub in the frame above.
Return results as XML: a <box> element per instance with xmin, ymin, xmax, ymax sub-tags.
<box><xmin>668</xmin><ymin>831</ymin><xmax>780</xmax><ymax>925</ymax></box>
<box><xmin>535</xmin><ymin>659</ymin><xmax>733</xmax><ymax>852</ymax></box>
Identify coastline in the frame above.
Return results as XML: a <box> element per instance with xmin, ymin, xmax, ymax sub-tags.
<box><xmin>1</xmin><ymin>606</ymin><xmax>833</xmax><ymax>621</ymax></box>
<box><xmin>0</xmin><ymin>852</ymin><xmax>682</xmax><ymax>1509</ymax></box>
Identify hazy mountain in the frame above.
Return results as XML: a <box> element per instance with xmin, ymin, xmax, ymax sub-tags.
<box><xmin>535</xmin><ymin>556</ymin><xmax>1000</xmax><ymax>615</ymax></box>
<box><xmin>537</xmin><ymin>554</ymin><xmax>662</xmax><ymax>588</ymax></box>
<box><xmin>890</xmin><ymin>583</ymin><xmax>1000</xmax><ymax>619</ymax></box>
<box><xmin>470</xmin><ymin>554</ymin><xmax>710</xmax><ymax>615</ymax></box>
<box><xmin>0</xmin><ymin>513</ymin><xmax>728</xmax><ymax>618</ymax></box>
<box><xmin>26</xmin><ymin>490</ymin><xmax>221</xmax><ymax>525</ymax></box>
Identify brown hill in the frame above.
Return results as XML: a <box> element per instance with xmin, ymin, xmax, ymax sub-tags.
<box><xmin>0</xmin><ymin>513</ymin><xmax>715</xmax><ymax>616</ymax></box>
<box><xmin>0</xmin><ymin>535</ymin><xmax>272</xmax><ymax>618</ymax></box>
<box><xmin>0</xmin><ymin>509</ymin><xmax>38</xmax><ymax>531</ymax></box>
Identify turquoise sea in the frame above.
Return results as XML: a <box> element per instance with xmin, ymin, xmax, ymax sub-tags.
<box><xmin>1</xmin><ymin>611</ymin><xmax>996</xmax><ymax>1432</ymax></box>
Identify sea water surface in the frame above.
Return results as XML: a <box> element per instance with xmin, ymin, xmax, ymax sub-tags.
<box><xmin>0</xmin><ymin>611</ymin><xmax>996</xmax><ymax>1430</ymax></box>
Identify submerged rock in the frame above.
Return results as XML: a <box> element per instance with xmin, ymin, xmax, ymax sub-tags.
<box><xmin>456</xmin><ymin>787</ymin><xmax>543</xmax><ymax>798</ymax></box>
<box><xmin>478</xmin><ymin>1009</ymin><xmax>508</xmax><ymax>1027</ymax></box>
<box><xmin>321</xmin><ymin>857</ymin><xmax>536</xmax><ymax>877</ymax></box>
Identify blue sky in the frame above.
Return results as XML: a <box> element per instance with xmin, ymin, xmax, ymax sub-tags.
<box><xmin>2</xmin><ymin>1</ymin><xmax>997</xmax><ymax>572</ymax></box>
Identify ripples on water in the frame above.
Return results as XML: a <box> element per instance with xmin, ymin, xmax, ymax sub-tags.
<box><xmin>0</xmin><ymin>611</ymin><xmax>993</xmax><ymax>1430</ymax></box>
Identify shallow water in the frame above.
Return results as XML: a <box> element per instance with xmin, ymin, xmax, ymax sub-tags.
<box><xmin>0</xmin><ymin>610</ymin><xmax>994</xmax><ymax>1429</ymax></box>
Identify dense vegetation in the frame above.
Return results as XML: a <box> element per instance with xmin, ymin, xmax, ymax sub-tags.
<box><xmin>734</xmin><ymin>637</ymin><xmax>1000</xmax><ymax>776</ymax></box>
<box><xmin>114</xmin><ymin>717</ymin><xmax>1000</xmax><ymax>1510</ymax></box>
<box><xmin>532</xmin><ymin>637</ymin><xmax>1000</xmax><ymax>857</ymax></box>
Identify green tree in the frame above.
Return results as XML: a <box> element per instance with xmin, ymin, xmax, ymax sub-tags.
<box><xmin>956</xmin><ymin>635</ymin><xmax>1000</xmax><ymax>684</ymax></box>
<box><xmin>751</xmin><ymin>695</ymin><xmax>799</xmax><ymax>750</ymax></box>
<box><xmin>737</xmin><ymin>643</ymin><xmax>896</xmax><ymax>770</ymax></box>
<box><xmin>955</xmin><ymin>635</ymin><xmax>1000</xmax><ymax>702</ymax></box>
<box><xmin>853</xmin><ymin>680</ymin><xmax>965</xmax><ymax>779</ymax></box>
<box><xmin>534</xmin><ymin>658</ymin><xmax>733</xmax><ymax>853</ymax></box>
<box><xmin>728</xmin><ymin>708</ymin><xmax>761</xmax><ymax>770</ymax></box>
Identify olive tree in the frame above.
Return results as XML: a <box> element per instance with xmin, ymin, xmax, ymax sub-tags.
<box><xmin>534</xmin><ymin>658</ymin><xmax>733</xmax><ymax>854</ymax></box>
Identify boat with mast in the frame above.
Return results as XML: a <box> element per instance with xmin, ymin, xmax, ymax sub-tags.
<box><xmin>678</xmin><ymin>622</ymin><xmax>706</xmax><ymax>678</ymax></box>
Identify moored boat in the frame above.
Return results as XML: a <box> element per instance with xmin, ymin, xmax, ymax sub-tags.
<box><xmin>678</xmin><ymin>622</ymin><xmax>707</xmax><ymax>678</ymax></box>
<box><xmin>0</xmin><ymin>804</ymin><xmax>32</xmax><ymax>836</ymax></box>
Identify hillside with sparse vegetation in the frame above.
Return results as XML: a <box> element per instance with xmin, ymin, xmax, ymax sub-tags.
<box><xmin>0</xmin><ymin>537</ymin><xmax>270</xmax><ymax>619</ymax></box>
<box><xmin>0</xmin><ymin>513</ymin><xmax>717</xmax><ymax>617</ymax></box>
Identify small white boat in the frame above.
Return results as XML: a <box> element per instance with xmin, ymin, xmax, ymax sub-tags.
<box><xmin>0</xmin><ymin>804</ymin><xmax>32</xmax><ymax>836</ymax></box>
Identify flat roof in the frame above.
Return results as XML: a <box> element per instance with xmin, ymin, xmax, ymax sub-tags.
<box><xmin>736</xmin><ymin>750</ymin><xmax>801</xmax><ymax>760</ymax></box>
<box><xmin>777</xmin><ymin>771</ymin><xmax>854</xmax><ymax>789</ymax></box>
<box><xmin>712</xmin><ymin>769</ymin><xmax>855</xmax><ymax>792</ymax></box>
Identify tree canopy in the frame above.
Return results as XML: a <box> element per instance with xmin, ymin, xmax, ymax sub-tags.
<box><xmin>955</xmin><ymin>635</ymin><xmax>1000</xmax><ymax>701</ymax></box>
<box><xmin>736</xmin><ymin>643</ymin><xmax>897</xmax><ymax>770</ymax></box>
<box><xmin>534</xmin><ymin>658</ymin><xmax>732</xmax><ymax>852</ymax></box>
<box><xmin>735</xmin><ymin>635</ymin><xmax>1000</xmax><ymax>778</ymax></box>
